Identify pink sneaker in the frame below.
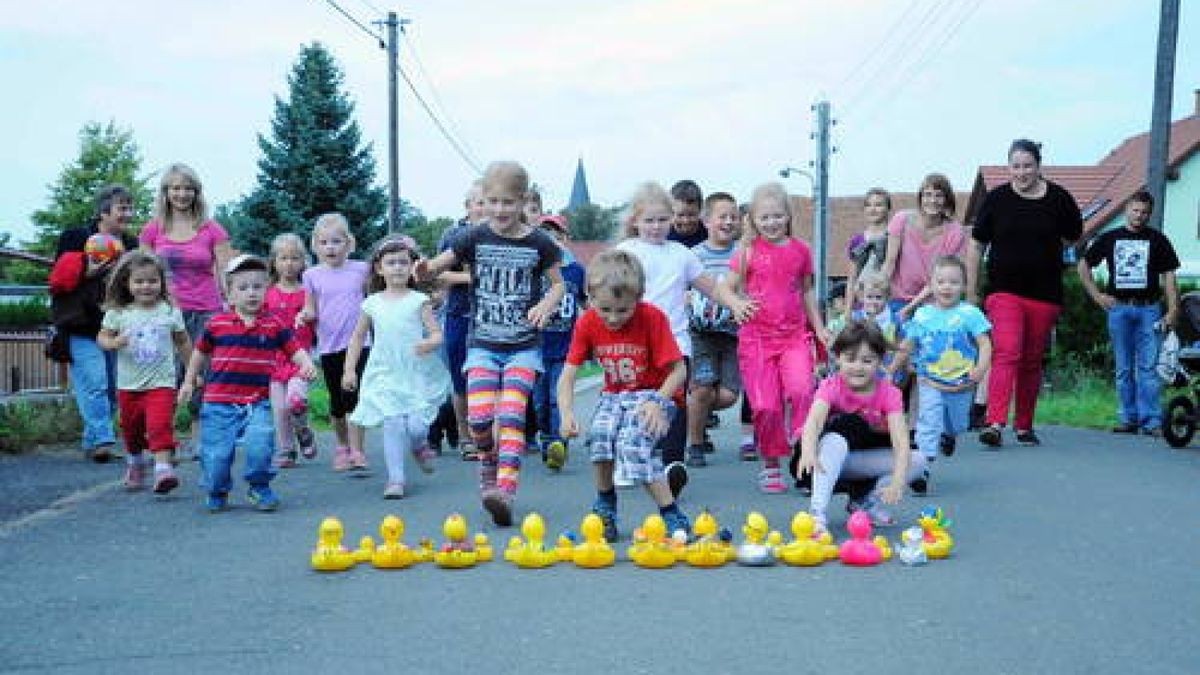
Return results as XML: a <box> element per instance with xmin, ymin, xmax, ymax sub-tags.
<box><xmin>758</xmin><ymin>468</ymin><xmax>787</xmax><ymax>494</ymax></box>
<box><xmin>332</xmin><ymin>446</ymin><xmax>352</xmax><ymax>472</ymax></box>
<box><xmin>412</xmin><ymin>443</ymin><xmax>436</xmax><ymax>474</ymax></box>
<box><xmin>348</xmin><ymin>448</ymin><xmax>370</xmax><ymax>473</ymax></box>
<box><xmin>152</xmin><ymin>467</ymin><xmax>179</xmax><ymax>495</ymax></box>
<box><xmin>123</xmin><ymin>462</ymin><xmax>146</xmax><ymax>491</ymax></box>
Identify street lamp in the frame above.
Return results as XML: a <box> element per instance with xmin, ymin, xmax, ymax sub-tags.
<box><xmin>778</xmin><ymin>166</ymin><xmax>814</xmax><ymax>188</ymax></box>
<box><xmin>779</xmin><ymin>165</ymin><xmax>828</xmax><ymax>306</ymax></box>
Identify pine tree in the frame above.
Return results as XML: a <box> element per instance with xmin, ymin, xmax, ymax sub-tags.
<box><xmin>235</xmin><ymin>43</ymin><xmax>388</xmax><ymax>254</ymax></box>
<box><xmin>28</xmin><ymin>121</ymin><xmax>152</xmax><ymax>255</ymax></box>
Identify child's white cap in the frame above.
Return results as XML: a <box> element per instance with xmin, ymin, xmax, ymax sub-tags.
<box><xmin>224</xmin><ymin>253</ymin><xmax>268</xmax><ymax>277</ymax></box>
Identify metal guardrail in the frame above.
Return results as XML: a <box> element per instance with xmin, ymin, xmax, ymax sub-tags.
<box><xmin>0</xmin><ymin>327</ymin><xmax>67</xmax><ymax>394</ymax></box>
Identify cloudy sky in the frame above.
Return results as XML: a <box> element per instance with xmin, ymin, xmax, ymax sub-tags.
<box><xmin>2</xmin><ymin>0</ymin><xmax>1196</xmax><ymax>243</ymax></box>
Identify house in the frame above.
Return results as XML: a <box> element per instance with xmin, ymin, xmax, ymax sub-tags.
<box><xmin>965</xmin><ymin>89</ymin><xmax>1200</xmax><ymax>275</ymax></box>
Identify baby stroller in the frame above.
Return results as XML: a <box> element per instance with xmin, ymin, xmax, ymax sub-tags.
<box><xmin>1161</xmin><ymin>292</ymin><xmax>1200</xmax><ymax>448</ymax></box>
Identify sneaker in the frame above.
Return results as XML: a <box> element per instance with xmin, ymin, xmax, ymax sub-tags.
<box><xmin>544</xmin><ymin>440</ymin><xmax>567</xmax><ymax>471</ymax></box>
<box><xmin>663</xmin><ymin>509</ymin><xmax>692</xmax><ymax>541</ymax></box>
<box><xmin>665</xmin><ymin>461</ymin><xmax>688</xmax><ymax>499</ymax></box>
<box><xmin>739</xmin><ymin>439</ymin><xmax>759</xmax><ymax>462</ymax></box>
<box><xmin>705</xmin><ymin>412</ymin><xmax>719</xmax><ymax>429</ymax></box>
<box><xmin>482</xmin><ymin>489</ymin><xmax>514</xmax><ymax>527</ymax></box>
<box><xmin>383</xmin><ymin>482</ymin><xmax>406</xmax><ymax>499</ymax></box>
<box><xmin>275</xmin><ymin>450</ymin><xmax>298</xmax><ymax>469</ymax></box>
<box><xmin>411</xmin><ymin>444</ymin><xmax>436</xmax><ymax>475</ymax></box>
<box><xmin>152</xmin><ymin>467</ymin><xmax>179</xmax><ymax>495</ymax></box>
<box><xmin>685</xmin><ymin>444</ymin><xmax>708</xmax><ymax>468</ymax></box>
<box><xmin>247</xmin><ymin>485</ymin><xmax>281</xmax><ymax>512</ymax></box>
<box><xmin>1112</xmin><ymin>423</ymin><xmax>1138</xmax><ymax>434</ymax></box>
<box><xmin>910</xmin><ymin>469</ymin><xmax>930</xmax><ymax>496</ymax></box>
<box><xmin>295</xmin><ymin>425</ymin><xmax>317</xmax><ymax>460</ymax></box>
<box><xmin>979</xmin><ymin>424</ymin><xmax>1002</xmax><ymax>449</ymax></box>
<box><xmin>1015</xmin><ymin>429</ymin><xmax>1041</xmax><ymax>446</ymax></box>
<box><xmin>591</xmin><ymin>498</ymin><xmax>619</xmax><ymax>542</ymax></box>
<box><xmin>123</xmin><ymin>462</ymin><xmax>146</xmax><ymax>491</ymax></box>
<box><xmin>332</xmin><ymin>446</ymin><xmax>353</xmax><ymax>472</ymax></box>
<box><xmin>348</xmin><ymin>449</ymin><xmax>370</xmax><ymax>473</ymax></box>
<box><xmin>851</xmin><ymin>497</ymin><xmax>895</xmax><ymax>527</ymax></box>
<box><xmin>939</xmin><ymin>434</ymin><xmax>956</xmax><ymax>457</ymax></box>
<box><xmin>89</xmin><ymin>443</ymin><xmax>114</xmax><ymax>464</ymax></box>
<box><xmin>205</xmin><ymin>492</ymin><xmax>229</xmax><ymax>513</ymax></box>
<box><xmin>758</xmin><ymin>468</ymin><xmax>787</xmax><ymax>494</ymax></box>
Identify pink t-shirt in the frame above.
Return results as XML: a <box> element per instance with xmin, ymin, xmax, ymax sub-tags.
<box><xmin>886</xmin><ymin>211</ymin><xmax>966</xmax><ymax>301</ymax></box>
<box><xmin>731</xmin><ymin>237</ymin><xmax>813</xmax><ymax>337</ymax></box>
<box><xmin>814</xmin><ymin>373</ymin><xmax>903</xmax><ymax>433</ymax></box>
<box><xmin>302</xmin><ymin>260</ymin><xmax>369</xmax><ymax>355</ymax></box>
<box><xmin>264</xmin><ymin>285</ymin><xmax>314</xmax><ymax>381</ymax></box>
<box><xmin>139</xmin><ymin>219</ymin><xmax>229</xmax><ymax>312</ymax></box>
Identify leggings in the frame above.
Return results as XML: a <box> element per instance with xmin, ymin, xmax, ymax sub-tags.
<box><xmin>382</xmin><ymin>413</ymin><xmax>427</xmax><ymax>485</ymax></box>
<box><xmin>467</xmin><ymin>365</ymin><xmax>536</xmax><ymax>495</ymax></box>
<box><xmin>809</xmin><ymin>432</ymin><xmax>927</xmax><ymax>518</ymax></box>
<box><xmin>739</xmin><ymin>331</ymin><xmax>814</xmax><ymax>460</ymax></box>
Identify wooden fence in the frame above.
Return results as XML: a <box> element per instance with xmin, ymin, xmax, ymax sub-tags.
<box><xmin>0</xmin><ymin>328</ymin><xmax>67</xmax><ymax>394</ymax></box>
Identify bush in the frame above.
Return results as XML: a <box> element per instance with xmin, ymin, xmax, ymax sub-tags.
<box><xmin>0</xmin><ymin>296</ymin><xmax>50</xmax><ymax>327</ymax></box>
<box><xmin>0</xmin><ymin>397</ymin><xmax>83</xmax><ymax>453</ymax></box>
<box><xmin>1051</xmin><ymin>269</ymin><xmax>1112</xmax><ymax>373</ymax></box>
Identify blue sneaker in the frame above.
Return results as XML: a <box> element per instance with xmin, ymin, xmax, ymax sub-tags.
<box><xmin>662</xmin><ymin>509</ymin><xmax>691</xmax><ymax>541</ymax></box>
<box><xmin>205</xmin><ymin>492</ymin><xmax>228</xmax><ymax>513</ymax></box>
<box><xmin>247</xmin><ymin>486</ymin><xmax>280</xmax><ymax>512</ymax></box>
<box><xmin>591</xmin><ymin>498</ymin><xmax>619</xmax><ymax>542</ymax></box>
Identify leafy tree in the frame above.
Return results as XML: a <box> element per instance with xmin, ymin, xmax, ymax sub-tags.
<box><xmin>28</xmin><ymin>121</ymin><xmax>153</xmax><ymax>255</ymax></box>
<box><xmin>235</xmin><ymin>43</ymin><xmax>388</xmax><ymax>254</ymax></box>
<box><xmin>408</xmin><ymin>216</ymin><xmax>456</xmax><ymax>259</ymax></box>
<box><xmin>568</xmin><ymin>203</ymin><xmax>622</xmax><ymax>241</ymax></box>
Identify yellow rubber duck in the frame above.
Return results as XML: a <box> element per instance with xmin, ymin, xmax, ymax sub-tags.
<box><xmin>917</xmin><ymin>506</ymin><xmax>954</xmax><ymax>559</ymax></box>
<box><xmin>473</xmin><ymin>533</ymin><xmax>493</xmax><ymax>563</ymax></box>
<box><xmin>372</xmin><ymin>515</ymin><xmax>419</xmax><ymax>569</ymax></box>
<box><xmin>415</xmin><ymin>537</ymin><xmax>435</xmax><ymax>564</ymax></box>
<box><xmin>503</xmin><ymin>513</ymin><xmax>559</xmax><ymax>568</ymax></box>
<box><xmin>874</xmin><ymin>535</ymin><xmax>893</xmax><ymax>562</ymax></box>
<box><xmin>555</xmin><ymin>534</ymin><xmax>575</xmax><ymax>563</ymax></box>
<box><xmin>777</xmin><ymin>512</ymin><xmax>839</xmax><ymax>567</ymax></box>
<box><xmin>736</xmin><ymin>511</ymin><xmax>777</xmax><ymax>566</ymax></box>
<box><xmin>310</xmin><ymin>517</ymin><xmax>357</xmax><ymax>572</ymax></box>
<box><xmin>571</xmin><ymin>513</ymin><xmax>616</xmax><ymax>568</ymax></box>
<box><xmin>684</xmin><ymin>510</ymin><xmax>734</xmax><ymax>568</ymax></box>
<box><xmin>433</xmin><ymin>513</ymin><xmax>479</xmax><ymax>569</ymax></box>
<box><xmin>628</xmin><ymin>514</ymin><xmax>678</xmax><ymax>569</ymax></box>
<box><xmin>353</xmin><ymin>535</ymin><xmax>376</xmax><ymax>564</ymax></box>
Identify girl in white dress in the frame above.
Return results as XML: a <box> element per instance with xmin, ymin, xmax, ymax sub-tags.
<box><xmin>343</xmin><ymin>236</ymin><xmax>451</xmax><ymax>499</ymax></box>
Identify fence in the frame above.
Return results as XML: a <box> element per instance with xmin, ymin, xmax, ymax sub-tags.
<box><xmin>0</xmin><ymin>328</ymin><xmax>67</xmax><ymax>394</ymax></box>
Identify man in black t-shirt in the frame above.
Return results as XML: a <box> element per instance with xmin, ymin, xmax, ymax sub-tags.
<box><xmin>1078</xmin><ymin>190</ymin><xmax>1180</xmax><ymax>436</ymax></box>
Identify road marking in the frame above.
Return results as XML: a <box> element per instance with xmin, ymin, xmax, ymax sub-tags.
<box><xmin>0</xmin><ymin>479</ymin><xmax>119</xmax><ymax>539</ymax></box>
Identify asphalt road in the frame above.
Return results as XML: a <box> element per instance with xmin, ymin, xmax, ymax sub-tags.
<box><xmin>1</xmin><ymin>381</ymin><xmax>1198</xmax><ymax>674</ymax></box>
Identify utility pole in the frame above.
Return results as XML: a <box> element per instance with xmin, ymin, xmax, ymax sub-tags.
<box><xmin>812</xmin><ymin>99</ymin><xmax>832</xmax><ymax>306</ymax></box>
<box><xmin>384</xmin><ymin>12</ymin><xmax>401</xmax><ymax>233</ymax></box>
<box><xmin>1146</xmin><ymin>0</ymin><xmax>1179</xmax><ymax>231</ymax></box>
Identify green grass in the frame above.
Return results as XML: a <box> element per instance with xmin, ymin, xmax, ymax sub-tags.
<box><xmin>1035</xmin><ymin>370</ymin><xmax>1118</xmax><ymax>429</ymax></box>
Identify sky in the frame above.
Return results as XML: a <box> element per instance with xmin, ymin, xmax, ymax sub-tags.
<box><xmin>1</xmin><ymin>0</ymin><xmax>1197</xmax><ymax>245</ymax></box>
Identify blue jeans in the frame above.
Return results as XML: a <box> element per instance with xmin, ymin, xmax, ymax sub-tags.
<box><xmin>199</xmin><ymin>400</ymin><xmax>277</xmax><ymax>495</ymax></box>
<box><xmin>1108</xmin><ymin>303</ymin><xmax>1163</xmax><ymax>429</ymax></box>
<box><xmin>533</xmin><ymin>358</ymin><xmax>565</xmax><ymax>445</ymax></box>
<box><xmin>68</xmin><ymin>334</ymin><xmax>116</xmax><ymax>451</ymax></box>
<box><xmin>916</xmin><ymin>380</ymin><xmax>973</xmax><ymax>460</ymax></box>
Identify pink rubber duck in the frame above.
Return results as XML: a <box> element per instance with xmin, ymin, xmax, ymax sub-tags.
<box><xmin>838</xmin><ymin>511</ymin><xmax>885</xmax><ymax>566</ymax></box>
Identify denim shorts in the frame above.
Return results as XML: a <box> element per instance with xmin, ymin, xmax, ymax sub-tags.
<box><xmin>691</xmin><ymin>331</ymin><xmax>741</xmax><ymax>392</ymax></box>
<box><xmin>587</xmin><ymin>390</ymin><xmax>674</xmax><ymax>485</ymax></box>
<box><xmin>463</xmin><ymin>345</ymin><xmax>543</xmax><ymax>374</ymax></box>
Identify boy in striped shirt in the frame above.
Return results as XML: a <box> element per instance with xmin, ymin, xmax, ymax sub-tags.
<box><xmin>179</xmin><ymin>255</ymin><xmax>316</xmax><ymax>512</ymax></box>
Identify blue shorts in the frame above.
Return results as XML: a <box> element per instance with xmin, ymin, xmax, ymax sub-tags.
<box><xmin>463</xmin><ymin>345</ymin><xmax>543</xmax><ymax>374</ymax></box>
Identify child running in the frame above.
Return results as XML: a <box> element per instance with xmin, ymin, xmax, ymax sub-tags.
<box><xmin>343</xmin><ymin>236</ymin><xmax>451</xmax><ymax>499</ymax></box>
<box><xmin>263</xmin><ymin>234</ymin><xmax>316</xmax><ymax>468</ymax></box>
<box><xmin>416</xmin><ymin>161</ymin><xmax>565</xmax><ymax>526</ymax></box>
<box><xmin>180</xmin><ymin>255</ymin><xmax>317</xmax><ymax>512</ymax></box>
<box><xmin>796</xmin><ymin>321</ymin><xmax>927</xmax><ymax>533</ymax></box>
<box><xmin>298</xmin><ymin>213</ymin><xmax>371</xmax><ymax>473</ymax></box>
<box><xmin>557</xmin><ymin>249</ymin><xmax>692</xmax><ymax>542</ymax></box>
<box><xmin>891</xmin><ymin>256</ymin><xmax>992</xmax><ymax>475</ymax></box>
<box><xmin>723</xmin><ymin>182</ymin><xmax>831</xmax><ymax>494</ymax></box>
<box><xmin>842</xmin><ymin>188</ymin><xmax>892</xmax><ymax>314</ymax></box>
<box><xmin>97</xmin><ymin>252</ymin><xmax>192</xmax><ymax>494</ymax></box>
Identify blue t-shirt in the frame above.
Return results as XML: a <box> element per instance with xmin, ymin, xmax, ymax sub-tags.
<box><xmin>540</xmin><ymin>258</ymin><xmax>586</xmax><ymax>360</ymax></box>
<box><xmin>436</xmin><ymin>219</ymin><xmax>472</xmax><ymax>317</ymax></box>
<box><xmin>688</xmin><ymin>241</ymin><xmax>737</xmax><ymax>335</ymax></box>
<box><xmin>903</xmin><ymin>302</ymin><xmax>991</xmax><ymax>387</ymax></box>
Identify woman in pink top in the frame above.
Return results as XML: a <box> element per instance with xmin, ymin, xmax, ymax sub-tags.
<box><xmin>139</xmin><ymin>163</ymin><xmax>234</xmax><ymax>459</ymax></box>
<box><xmin>880</xmin><ymin>173</ymin><xmax>966</xmax><ymax>317</ymax></box>
<box><xmin>724</xmin><ymin>182</ymin><xmax>831</xmax><ymax>494</ymax></box>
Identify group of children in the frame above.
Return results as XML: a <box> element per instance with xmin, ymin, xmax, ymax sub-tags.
<box><xmin>93</xmin><ymin>159</ymin><xmax>992</xmax><ymax>540</ymax></box>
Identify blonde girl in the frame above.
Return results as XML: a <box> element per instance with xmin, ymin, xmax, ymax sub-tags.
<box><xmin>614</xmin><ymin>182</ymin><xmax>730</xmax><ymax>499</ymax></box>
<box><xmin>264</xmin><ymin>233</ymin><xmax>316</xmax><ymax>468</ymax></box>
<box><xmin>343</xmin><ymin>236</ymin><xmax>449</xmax><ymax>498</ymax></box>
<box><xmin>723</xmin><ymin>182</ymin><xmax>831</xmax><ymax>494</ymax></box>
<box><xmin>298</xmin><ymin>213</ymin><xmax>371</xmax><ymax>473</ymax></box>
<box><xmin>138</xmin><ymin>163</ymin><xmax>234</xmax><ymax>461</ymax></box>
<box><xmin>97</xmin><ymin>252</ymin><xmax>192</xmax><ymax>494</ymax></box>
<box><xmin>843</xmin><ymin>188</ymin><xmax>892</xmax><ymax>315</ymax></box>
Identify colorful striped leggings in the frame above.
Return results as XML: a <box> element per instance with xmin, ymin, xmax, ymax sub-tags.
<box><xmin>467</xmin><ymin>365</ymin><xmax>537</xmax><ymax>495</ymax></box>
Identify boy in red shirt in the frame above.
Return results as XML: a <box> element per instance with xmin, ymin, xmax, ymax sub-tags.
<box><xmin>557</xmin><ymin>250</ymin><xmax>690</xmax><ymax>542</ymax></box>
<box><xmin>179</xmin><ymin>255</ymin><xmax>316</xmax><ymax>512</ymax></box>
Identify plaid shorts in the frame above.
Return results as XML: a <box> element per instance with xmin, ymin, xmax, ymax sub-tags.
<box><xmin>587</xmin><ymin>390</ymin><xmax>674</xmax><ymax>485</ymax></box>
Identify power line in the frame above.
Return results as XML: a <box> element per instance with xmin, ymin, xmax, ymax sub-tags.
<box><xmin>401</xmin><ymin>29</ymin><xmax>482</xmax><ymax>168</ymax></box>
<box><xmin>352</xmin><ymin>0</ymin><xmax>386</xmax><ymax>17</ymax></box>
<box><xmin>833</xmin><ymin>0</ymin><xmax>920</xmax><ymax>99</ymax></box>
<box><xmin>839</xmin><ymin>0</ymin><xmax>950</xmax><ymax>118</ymax></box>
<box><xmin>320</xmin><ymin>0</ymin><xmax>384</xmax><ymax>47</ymax></box>
<box><xmin>396</xmin><ymin>61</ymin><xmax>483</xmax><ymax>174</ymax></box>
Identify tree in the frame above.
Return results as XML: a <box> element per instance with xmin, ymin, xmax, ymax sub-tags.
<box><xmin>568</xmin><ymin>203</ymin><xmax>623</xmax><ymax>241</ymax></box>
<box><xmin>235</xmin><ymin>43</ymin><xmax>388</xmax><ymax>254</ymax></box>
<box><xmin>28</xmin><ymin>121</ymin><xmax>153</xmax><ymax>255</ymax></box>
<box><xmin>408</xmin><ymin>216</ymin><xmax>456</xmax><ymax>259</ymax></box>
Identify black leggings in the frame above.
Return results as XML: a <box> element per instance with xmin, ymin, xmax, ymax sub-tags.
<box><xmin>320</xmin><ymin>349</ymin><xmax>369</xmax><ymax>419</ymax></box>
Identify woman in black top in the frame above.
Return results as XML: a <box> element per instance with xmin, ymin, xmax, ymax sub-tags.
<box><xmin>965</xmin><ymin>139</ymin><xmax>1083</xmax><ymax>448</ymax></box>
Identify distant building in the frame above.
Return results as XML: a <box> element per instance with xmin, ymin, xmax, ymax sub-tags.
<box><xmin>568</xmin><ymin>158</ymin><xmax>591</xmax><ymax>212</ymax></box>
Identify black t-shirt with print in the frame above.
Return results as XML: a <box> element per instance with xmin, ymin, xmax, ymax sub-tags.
<box><xmin>1083</xmin><ymin>225</ymin><xmax>1180</xmax><ymax>302</ymax></box>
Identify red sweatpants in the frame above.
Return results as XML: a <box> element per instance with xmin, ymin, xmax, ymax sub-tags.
<box><xmin>118</xmin><ymin>388</ymin><xmax>177</xmax><ymax>454</ymax></box>
<box><xmin>983</xmin><ymin>293</ymin><xmax>1060</xmax><ymax>431</ymax></box>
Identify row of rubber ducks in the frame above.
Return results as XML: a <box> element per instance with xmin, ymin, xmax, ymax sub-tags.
<box><xmin>311</xmin><ymin>506</ymin><xmax>954</xmax><ymax>572</ymax></box>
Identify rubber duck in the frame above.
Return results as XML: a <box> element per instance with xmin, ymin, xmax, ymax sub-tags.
<box><xmin>683</xmin><ymin>510</ymin><xmax>734</xmax><ymax>568</ymax></box>
<box><xmin>310</xmin><ymin>517</ymin><xmax>357</xmax><ymax>572</ymax></box>
<box><xmin>372</xmin><ymin>515</ymin><xmax>419</xmax><ymax>569</ymax></box>
<box><xmin>917</xmin><ymin>506</ymin><xmax>954</xmax><ymax>559</ymax></box>
<box><xmin>415</xmin><ymin>537</ymin><xmax>435</xmax><ymax>564</ymax></box>
<box><xmin>353</xmin><ymin>535</ymin><xmax>376</xmax><ymax>564</ymax></box>
<box><xmin>839</xmin><ymin>510</ymin><xmax>886</xmax><ymax>566</ymax></box>
<box><xmin>874</xmin><ymin>535</ymin><xmax>893</xmax><ymax>561</ymax></box>
<box><xmin>735</xmin><ymin>511</ymin><xmax>776</xmax><ymax>566</ymax></box>
<box><xmin>896</xmin><ymin>526</ymin><xmax>928</xmax><ymax>566</ymax></box>
<box><xmin>777</xmin><ymin>511</ymin><xmax>838</xmax><ymax>566</ymax></box>
<box><xmin>571</xmin><ymin>514</ymin><xmax>615</xmax><ymax>568</ymax></box>
<box><xmin>555</xmin><ymin>533</ymin><xmax>575</xmax><ymax>563</ymax></box>
<box><xmin>627</xmin><ymin>514</ymin><xmax>678</xmax><ymax>569</ymax></box>
<box><xmin>433</xmin><ymin>513</ymin><xmax>479</xmax><ymax>569</ymax></box>
<box><xmin>503</xmin><ymin>513</ymin><xmax>559</xmax><ymax>568</ymax></box>
<box><xmin>473</xmin><ymin>533</ymin><xmax>494</xmax><ymax>563</ymax></box>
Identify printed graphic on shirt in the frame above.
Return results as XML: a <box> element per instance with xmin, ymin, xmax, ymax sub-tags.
<box><xmin>129</xmin><ymin>321</ymin><xmax>169</xmax><ymax>365</ymax></box>
<box><xmin>473</xmin><ymin>242</ymin><xmax>539</xmax><ymax>344</ymax></box>
<box><xmin>1113</xmin><ymin>239</ymin><xmax>1150</xmax><ymax>290</ymax></box>
<box><xmin>595</xmin><ymin>342</ymin><xmax>648</xmax><ymax>385</ymax></box>
<box><xmin>542</xmin><ymin>274</ymin><xmax>580</xmax><ymax>333</ymax></box>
